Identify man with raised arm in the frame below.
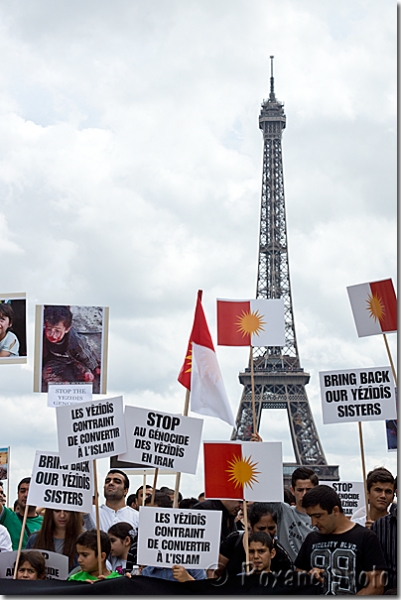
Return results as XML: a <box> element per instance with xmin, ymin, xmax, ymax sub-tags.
<box><xmin>0</xmin><ymin>478</ymin><xmax>43</xmax><ymax>550</ymax></box>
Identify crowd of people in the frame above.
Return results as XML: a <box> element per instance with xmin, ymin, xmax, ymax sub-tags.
<box><xmin>0</xmin><ymin>464</ymin><xmax>397</xmax><ymax>594</ymax></box>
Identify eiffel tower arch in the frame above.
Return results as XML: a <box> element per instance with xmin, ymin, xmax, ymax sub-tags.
<box><xmin>231</xmin><ymin>58</ymin><xmax>339</xmax><ymax>487</ymax></box>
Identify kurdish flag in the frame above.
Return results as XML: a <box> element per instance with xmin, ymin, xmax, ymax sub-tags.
<box><xmin>203</xmin><ymin>441</ymin><xmax>283</xmax><ymax>502</ymax></box>
<box><xmin>347</xmin><ymin>279</ymin><xmax>397</xmax><ymax>337</ymax></box>
<box><xmin>217</xmin><ymin>298</ymin><xmax>285</xmax><ymax>347</ymax></box>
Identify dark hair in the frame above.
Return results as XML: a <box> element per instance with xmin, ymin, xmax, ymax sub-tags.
<box><xmin>135</xmin><ymin>484</ymin><xmax>152</xmax><ymax>497</ymax></box>
<box><xmin>248</xmin><ymin>503</ymin><xmax>277</xmax><ymax>528</ymax></box>
<box><xmin>18</xmin><ymin>477</ymin><xmax>31</xmax><ymax>491</ymax></box>
<box><xmin>76</xmin><ymin>529</ymin><xmax>111</xmax><ymax>556</ymax></box>
<box><xmin>32</xmin><ymin>509</ymin><xmax>83</xmax><ymax>570</ymax></box>
<box><xmin>159</xmin><ymin>487</ymin><xmax>182</xmax><ymax>503</ymax></box>
<box><xmin>108</xmin><ymin>521</ymin><xmax>135</xmax><ymax>542</ymax></box>
<box><xmin>0</xmin><ymin>303</ymin><xmax>14</xmax><ymax>328</ymax></box>
<box><xmin>179</xmin><ymin>497</ymin><xmax>198</xmax><ymax>509</ymax></box>
<box><xmin>291</xmin><ymin>467</ymin><xmax>318</xmax><ymax>488</ymax></box>
<box><xmin>302</xmin><ymin>485</ymin><xmax>343</xmax><ymax>514</ymax></box>
<box><xmin>248</xmin><ymin>531</ymin><xmax>273</xmax><ymax>551</ymax></box>
<box><xmin>394</xmin><ymin>476</ymin><xmax>397</xmax><ymax>491</ymax></box>
<box><xmin>145</xmin><ymin>492</ymin><xmax>172</xmax><ymax>508</ymax></box>
<box><xmin>366</xmin><ymin>467</ymin><xmax>394</xmax><ymax>492</ymax></box>
<box><xmin>126</xmin><ymin>494</ymin><xmax>136</xmax><ymax>507</ymax></box>
<box><xmin>16</xmin><ymin>551</ymin><xmax>46</xmax><ymax>580</ymax></box>
<box><xmin>284</xmin><ymin>487</ymin><xmax>296</xmax><ymax>505</ymax></box>
<box><xmin>106</xmin><ymin>469</ymin><xmax>130</xmax><ymax>491</ymax></box>
<box><xmin>44</xmin><ymin>305</ymin><xmax>73</xmax><ymax>328</ymax></box>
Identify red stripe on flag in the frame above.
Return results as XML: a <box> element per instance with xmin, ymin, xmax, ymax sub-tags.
<box><xmin>178</xmin><ymin>290</ymin><xmax>215</xmax><ymax>390</ymax></box>
<box><xmin>370</xmin><ymin>279</ymin><xmax>397</xmax><ymax>333</ymax></box>
<box><xmin>204</xmin><ymin>443</ymin><xmax>243</xmax><ymax>499</ymax></box>
<box><xmin>217</xmin><ymin>300</ymin><xmax>251</xmax><ymax>346</ymax></box>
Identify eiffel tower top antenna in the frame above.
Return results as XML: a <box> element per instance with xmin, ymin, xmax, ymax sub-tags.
<box><xmin>269</xmin><ymin>55</ymin><xmax>276</xmax><ymax>101</ymax></box>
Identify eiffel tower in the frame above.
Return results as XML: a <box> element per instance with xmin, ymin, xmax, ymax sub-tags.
<box><xmin>231</xmin><ymin>57</ymin><xmax>339</xmax><ymax>486</ymax></box>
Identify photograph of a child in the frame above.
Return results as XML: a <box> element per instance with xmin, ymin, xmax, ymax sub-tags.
<box><xmin>34</xmin><ymin>305</ymin><xmax>108</xmax><ymax>394</ymax></box>
<box><xmin>0</xmin><ymin>295</ymin><xmax>27</xmax><ymax>364</ymax></box>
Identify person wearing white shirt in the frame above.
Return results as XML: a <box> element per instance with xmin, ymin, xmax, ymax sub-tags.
<box><xmin>93</xmin><ymin>469</ymin><xmax>139</xmax><ymax>535</ymax></box>
<box><xmin>0</xmin><ymin>523</ymin><xmax>12</xmax><ymax>552</ymax></box>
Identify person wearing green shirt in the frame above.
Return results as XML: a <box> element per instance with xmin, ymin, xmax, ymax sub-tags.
<box><xmin>68</xmin><ymin>529</ymin><xmax>122</xmax><ymax>583</ymax></box>
<box><xmin>0</xmin><ymin>477</ymin><xmax>43</xmax><ymax>550</ymax></box>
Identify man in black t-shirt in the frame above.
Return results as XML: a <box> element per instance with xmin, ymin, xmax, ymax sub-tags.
<box><xmin>295</xmin><ymin>485</ymin><xmax>386</xmax><ymax>595</ymax></box>
<box><xmin>193</xmin><ymin>499</ymin><xmax>240</xmax><ymax>542</ymax></box>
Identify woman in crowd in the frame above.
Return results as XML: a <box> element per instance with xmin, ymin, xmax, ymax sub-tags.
<box><xmin>26</xmin><ymin>509</ymin><xmax>85</xmax><ymax>570</ymax></box>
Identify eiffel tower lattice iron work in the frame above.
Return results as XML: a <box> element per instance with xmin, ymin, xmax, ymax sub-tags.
<box><xmin>231</xmin><ymin>57</ymin><xmax>339</xmax><ymax>484</ymax></box>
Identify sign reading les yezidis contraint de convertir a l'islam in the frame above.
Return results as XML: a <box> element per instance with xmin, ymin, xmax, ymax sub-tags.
<box><xmin>137</xmin><ymin>507</ymin><xmax>221</xmax><ymax>570</ymax></box>
<box><xmin>319</xmin><ymin>366</ymin><xmax>396</xmax><ymax>424</ymax></box>
<box><xmin>56</xmin><ymin>396</ymin><xmax>126</xmax><ymax>463</ymax></box>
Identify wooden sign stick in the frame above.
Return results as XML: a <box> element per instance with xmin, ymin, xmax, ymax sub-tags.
<box><xmin>383</xmin><ymin>333</ymin><xmax>397</xmax><ymax>385</ymax></box>
<box><xmin>13</xmin><ymin>503</ymin><xmax>29</xmax><ymax>579</ymax></box>
<box><xmin>150</xmin><ymin>469</ymin><xmax>159</xmax><ymax>506</ymax></box>
<box><xmin>173</xmin><ymin>388</ymin><xmax>190</xmax><ymax>507</ymax></box>
<box><xmin>249</xmin><ymin>346</ymin><xmax>257</xmax><ymax>434</ymax></box>
<box><xmin>93</xmin><ymin>459</ymin><xmax>103</xmax><ymax>578</ymax></box>
<box><xmin>243</xmin><ymin>500</ymin><xmax>250</xmax><ymax>574</ymax></box>
<box><xmin>357</xmin><ymin>422</ymin><xmax>369</xmax><ymax>520</ymax></box>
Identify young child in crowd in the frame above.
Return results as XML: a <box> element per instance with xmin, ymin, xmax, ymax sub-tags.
<box><xmin>68</xmin><ymin>530</ymin><xmax>121</xmax><ymax>583</ymax></box>
<box><xmin>107</xmin><ymin>522</ymin><xmax>136</xmax><ymax>575</ymax></box>
<box><xmin>0</xmin><ymin>303</ymin><xmax>19</xmax><ymax>357</ymax></box>
<box><xmin>15</xmin><ymin>551</ymin><xmax>46</xmax><ymax>580</ymax></box>
<box><xmin>42</xmin><ymin>305</ymin><xmax>100</xmax><ymax>392</ymax></box>
<box><xmin>248</xmin><ymin>532</ymin><xmax>276</xmax><ymax>575</ymax></box>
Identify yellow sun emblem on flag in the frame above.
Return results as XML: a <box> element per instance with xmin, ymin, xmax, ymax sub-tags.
<box><xmin>236</xmin><ymin>309</ymin><xmax>266</xmax><ymax>338</ymax></box>
<box><xmin>184</xmin><ymin>348</ymin><xmax>193</xmax><ymax>373</ymax></box>
<box><xmin>226</xmin><ymin>455</ymin><xmax>260</xmax><ymax>489</ymax></box>
<box><xmin>366</xmin><ymin>293</ymin><xmax>385</xmax><ymax>323</ymax></box>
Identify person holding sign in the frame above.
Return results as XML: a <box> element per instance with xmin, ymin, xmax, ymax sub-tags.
<box><xmin>352</xmin><ymin>468</ymin><xmax>394</xmax><ymax>529</ymax></box>
<box><xmin>0</xmin><ymin>478</ymin><xmax>43</xmax><ymax>550</ymax></box>
<box><xmin>68</xmin><ymin>530</ymin><xmax>121</xmax><ymax>582</ymax></box>
<box><xmin>295</xmin><ymin>485</ymin><xmax>386</xmax><ymax>595</ymax></box>
<box><xmin>26</xmin><ymin>509</ymin><xmax>85</xmax><ymax>570</ymax></box>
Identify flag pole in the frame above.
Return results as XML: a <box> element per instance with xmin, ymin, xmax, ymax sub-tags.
<box><xmin>242</xmin><ymin>499</ymin><xmax>250</xmax><ymax>574</ymax></box>
<box><xmin>249</xmin><ymin>346</ymin><xmax>257</xmax><ymax>434</ymax></box>
<box><xmin>150</xmin><ymin>468</ymin><xmax>159</xmax><ymax>506</ymax></box>
<box><xmin>357</xmin><ymin>422</ymin><xmax>369</xmax><ymax>520</ymax></box>
<box><xmin>93</xmin><ymin>459</ymin><xmax>103</xmax><ymax>577</ymax></box>
<box><xmin>383</xmin><ymin>334</ymin><xmax>397</xmax><ymax>385</ymax></box>
<box><xmin>173</xmin><ymin>388</ymin><xmax>190</xmax><ymax>507</ymax></box>
<box><xmin>13</xmin><ymin>504</ymin><xmax>29</xmax><ymax>579</ymax></box>
<box><xmin>142</xmin><ymin>473</ymin><xmax>147</xmax><ymax>506</ymax></box>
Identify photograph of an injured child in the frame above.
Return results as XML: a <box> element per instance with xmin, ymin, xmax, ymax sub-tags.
<box><xmin>35</xmin><ymin>305</ymin><xmax>107</xmax><ymax>393</ymax></box>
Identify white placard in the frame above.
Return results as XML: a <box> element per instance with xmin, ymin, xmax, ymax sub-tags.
<box><xmin>319</xmin><ymin>366</ymin><xmax>396</xmax><ymax>424</ymax></box>
<box><xmin>137</xmin><ymin>507</ymin><xmax>221</xmax><ymax>569</ymax></box>
<box><xmin>56</xmin><ymin>396</ymin><xmax>126</xmax><ymax>463</ymax></box>
<box><xmin>320</xmin><ymin>481</ymin><xmax>366</xmax><ymax>518</ymax></box>
<box><xmin>118</xmin><ymin>406</ymin><xmax>203</xmax><ymax>474</ymax></box>
<box><xmin>0</xmin><ymin>550</ymin><xmax>68</xmax><ymax>580</ymax></box>
<box><xmin>27</xmin><ymin>450</ymin><xmax>94</xmax><ymax>512</ymax></box>
<box><xmin>48</xmin><ymin>384</ymin><xmax>93</xmax><ymax>407</ymax></box>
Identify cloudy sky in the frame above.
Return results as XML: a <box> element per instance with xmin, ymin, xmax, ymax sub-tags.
<box><xmin>0</xmin><ymin>0</ymin><xmax>396</xmax><ymax>501</ymax></box>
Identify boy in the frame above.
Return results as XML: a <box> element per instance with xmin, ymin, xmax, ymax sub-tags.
<box><xmin>352</xmin><ymin>467</ymin><xmax>394</xmax><ymax>528</ymax></box>
<box><xmin>0</xmin><ymin>303</ymin><xmax>19</xmax><ymax>356</ymax></box>
<box><xmin>68</xmin><ymin>530</ymin><xmax>121</xmax><ymax>582</ymax></box>
<box><xmin>248</xmin><ymin>532</ymin><xmax>276</xmax><ymax>574</ymax></box>
<box><xmin>42</xmin><ymin>305</ymin><xmax>100</xmax><ymax>392</ymax></box>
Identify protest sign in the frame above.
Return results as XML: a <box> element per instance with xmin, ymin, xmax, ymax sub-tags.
<box><xmin>48</xmin><ymin>384</ymin><xmax>93</xmax><ymax>407</ymax></box>
<box><xmin>0</xmin><ymin>550</ymin><xmax>68</xmax><ymax>580</ymax></box>
<box><xmin>319</xmin><ymin>366</ymin><xmax>396</xmax><ymax>424</ymax></box>
<box><xmin>320</xmin><ymin>481</ymin><xmax>365</xmax><ymax>518</ymax></box>
<box><xmin>56</xmin><ymin>396</ymin><xmax>126</xmax><ymax>463</ymax></box>
<box><xmin>27</xmin><ymin>450</ymin><xmax>94</xmax><ymax>512</ymax></box>
<box><xmin>118</xmin><ymin>406</ymin><xmax>203</xmax><ymax>474</ymax></box>
<box><xmin>0</xmin><ymin>293</ymin><xmax>27</xmax><ymax>364</ymax></box>
<box><xmin>137</xmin><ymin>506</ymin><xmax>221</xmax><ymax>569</ymax></box>
<box><xmin>0</xmin><ymin>447</ymin><xmax>9</xmax><ymax>480</ymax></box>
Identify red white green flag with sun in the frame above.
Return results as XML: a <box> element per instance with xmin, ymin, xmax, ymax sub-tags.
<box><xmin>217</xmin><ymin>299</ymin><xmax>285</xmax><ymax>347</ymax></box>
<box><xmin>347</xmin><ymin>279</ymin><xmax>397</xmax><ymax>338</ymax></box>
<box><xmin>203</xmin><ymin>441</ymin><xmax>283</xmax><ymax>501</ymax></box>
